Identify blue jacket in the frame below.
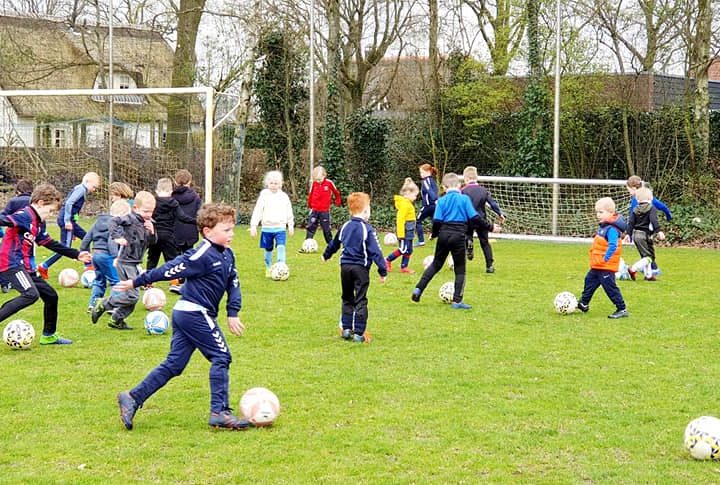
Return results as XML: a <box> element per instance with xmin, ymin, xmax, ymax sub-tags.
<box><xmin>57</xmin><ymin>183</ymin><xmax>88</xmax><ymax>225</ymax></box>
<box><xmin>323</xmin><ymin>217</ymin><xmax>388</xmax><ymax>276</ymax></box>
<box><xmin>80</xmin><ymin>214</ymin><xmax>119</xmax><ymax>256</ymax></box>
<box><xmin>132</xmin><ymin>239</ymin><xmax>241</xmax><ymax>318</ymax></box>
<box><xmin>420</xmin><ymin>176</ymin><xmax>439</xmax><ymax>208</ymax></box>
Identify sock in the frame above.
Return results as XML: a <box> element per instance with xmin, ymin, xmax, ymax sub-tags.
<box><xmin>631</xmin><ymin>256</ymin><xmax>651</xmax><ymax>273</ymax></box>
<box><xmin>401</xmin><ymin>255</ymin><xmax>411</xmax><ymax>268</ymax></box>
<box><xmin>264</xmin><ymin>251</ymin><xmax>273</xmax><ymax>268</ymax></box>
<box><xmin>277</xmin><ymin>245</ymin><xmax>286</xmax><ymax>263</ymax></box>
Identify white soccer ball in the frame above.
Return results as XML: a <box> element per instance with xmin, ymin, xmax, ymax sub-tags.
<box><xmin>3</xmin><ymin>319</ymin><xmax>35</xmax><ymax>350</ymax></box>
<box><xmin>422</xmin><ymin>255</ymin><xmax>434</xmax><ymax>269</ymax></box>
<box><xmin>270</xmin><ymin>262</ymin><xmax>290</xmax><ymax>281</ymax></box>
<box><xmin>693</xmin><ymin>217</ymin><xmax>702</xmax><ymax>224</ymax></box>
<box><xmin>301</xmin><ymin>238</ymin><xmax>319</xmax><ymax>253</ymax></box>
<box><xmin>685</xmin><ymin>416</ymin><xmax>720</xmax><ymax>460</ymax></box>
<box><xmin>58</xmin><ymin>268</ymin><xmax>80</xmax><ymax>287</ymax></box>
<box><xmin>144</xmin><ymin>310</ymin><xmax>170</xmax><ymax>335</ymax></box>
<box><xmin>438</xmin><ymin>281</ymin><xmax>454</xmax><ymax>304</ymax></box>
<box><xmin>553</xmin><ymin>291</ymin><xmax>578</xmax><ymax>315</ymax></box>
<box><xmin>383</xmin><ymin>233</ymin><xmax>398</xmax><ymax>246</ymax></box>
<box><xmin>240</xmin><ymin>387</ymin><xmax>281</xmax><ymax>427</ymax></box>
<box><xmin>80</xmin><ymin>269</ymin><xmax>96</xmax><ymax>288</ymax></box>
<box><xmin>142</xmin><ymin>287</ymin><xmax>167</xmax><ymax>311</ymax></box>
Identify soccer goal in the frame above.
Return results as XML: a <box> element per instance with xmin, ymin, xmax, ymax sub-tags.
<box><xmin>0</xmin><ymin>86</ymin><xmax>224</xmax><ymax>209</ymax></box>
<box><xmin>476</xmin><ymin>176</ymin><xmax>630</xmax><ymax>242</ymax></box>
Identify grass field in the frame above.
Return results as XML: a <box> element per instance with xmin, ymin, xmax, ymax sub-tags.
<box><xmin>1</xmin><ymin>224</ymin><xmax>719</xmax><ymax>483</ymax></box>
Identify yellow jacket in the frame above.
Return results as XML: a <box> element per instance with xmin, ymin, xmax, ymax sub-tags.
<box><xmin>394</xmin><ymin>195</ymin><xmax>416</xmax><ymax>239</ymax></box>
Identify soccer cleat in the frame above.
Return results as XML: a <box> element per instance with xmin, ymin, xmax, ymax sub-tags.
<box><xmin>577</xmin><ymin>302</ymin><xmax>589</xmax><ymax>313</ymax></box>
<box><xmin>353</xmin><ymin>332</ymin><xmax>372</xmax><ymax>343</ymax></box>
<box><xmin>385</xmin><ymin>260</ymin><xmax>392</xmax><ymax>272</ymax></box>
<box><xmin>451</xmin><ymin>301</ymin><xmax>472</xmax><ymax>310</ymax></box>
<box><xmin>1</xmin><ymin>283</ymin><xmax>10</xmax><ymax>293</ymax></box>
<box><xmin>466</xmin><ymin>240</ymin><xmax>474</xmax><ymax>260</ymax></box>
<box><xmin>37</xmin><ymin>266</ymin><xmax>49</xmax><ymax>280</ymax></box>
<box><xmin>608</xmin><ymin>309</ymin><xmax>629</xmax><ymax>319</ymax></box>
<box><xmin>39</xmin><ymin>333</ymin><xmax>73</xmax><ymax>345</ymax></box>
<box><xmin>169</xmin><ymin>284</ymin><xmax>182</xmax><ymax>294</ymax></box>
<box><xmin>644</xmin><ymin>276</ymin><xmax>657</xmax><ymax>281</ymax></box>
<box><xmin>117</xmin><ymin>391</ymin><xmax>139</xmax><ymax>430</ymax></box>
<box><xmin>413</xmin><ymin>241</ymin><xmax>425</xmax><ymax>247</ymax></box>
<box><xmin>86</xmin><ymin>306</ymin><xmax>93</xmax><ymax>314</ymax></box>
<box><xmin>627</xmin><ymin>268</ymin><xmax>637</xmax><ymax>281</ymax></box>
<box><xmin>265</xmin><ymin>268</ymin><xmax>272</xmax><ymax>278</ymax></box>
<box><xmin>208</xmin><ymin>410</ymin><xmax>252</xmax><ymax>430</ymax></box>
<box><xmin>399</xmin><ymin>267</ymin><xmax>415</xmax><ymax>274</ymax></box>
<box><xmin>90</xmin><ymin>300</ymin><xmax>106</xmax><ymax>324</ymax></box>
<box><xmin>411</xmin><ymin>288</ymin><xmax>422</xmax><ymax>302</ymax></box>
<box><xmin>341</xmin><ymin>328</ymin><xmax>352</xmax><ymax>340</ymax></box>
<box><xmin>108</xmin><ymin>318</ymin><xmax>133</xmax><ymax>330</ymax></box>
<box><xmin>486</xmin><ymin>266</ymin><xmax>495</xmax><ymax>274</ymax></box>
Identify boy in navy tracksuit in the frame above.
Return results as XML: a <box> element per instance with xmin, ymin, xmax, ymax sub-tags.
<box><xmin>39</xmin><ymin>172</ymin><xmax>100</xmax><ymax>279</ymax></box>
<box><xmin>0</xmin><ymin>183</ymin><xmax>91</xmax><ymax>344</ymax></box>
<box><xmin>116</xmin><ymin>203</ymin><xmax>253</xmax><ymax>431</ymax></box>
<box><xmin>461</xmin><ymin>166</ymin><xmax>505</xmax><ymax>272</ymax></box>
<box><xmin>323</xmin><ymin>192</ymin><xmax>387</xmax><ymax>343</ymax></box>
<box><xmin>0</xmin><ymin>179</ymin><xmax>33</xmax><ymax>291</ymax></box>
<box><xmin>411</xmin><ymin>173</ymin><xmax>497</xmax><ymax>310</ymax></box>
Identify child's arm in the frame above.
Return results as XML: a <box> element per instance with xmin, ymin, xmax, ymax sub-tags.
<box><xmin>249</xmin><ymin>192</ymin><xmax>265</xmax><ymax>237</ymax></box>
<box><xmin>652</xmin><ymin>197</ymin><xmax>672</xmax><ymax>221</ymax></box>
<box><xmin>37</xmin><ymin>235</ymin><xmax>91</xmax><ymax>263</ymax></box>
<box><xmin>322</xmin><ymin>230</ymin><xmax>342</xmax><ymax>260</ymax></box>
<box><xmin>62</xmin><ymin>184</ymin><xmax>85</xmax><ymax>229</ymax></box>
<box><xmin>603</xmin><ymin>227</ymin><xmax>620</xmax><ymax>261</ymax></box>
<box><xmin>174</xmin><ymin>205</ymin><xmax>197</xmax><ymax>225</ymax></box>
<box><xmin>366</xmin><ymin>227</ymin><xmax>388</xmax><ymax>278</ymax></box>
<box><xmin>79</xmin><ymin>226</ymin><xmax>94</xmax><ymax>252</ymax></box>
<box><xmin>329</xmin><ymin>180</ymin><xmax>342</xmax><ymax>206</ymax></box>
<box><xmin>486</xmin><ymin>194</ymin><xmax>506</xmax><ymax>222</ymax></box>
<box><xmin>285</xmin><ymin>194</ymin><xmax>295</xmax><ymax>236</ymax></box>
<box><xmin>119</xmin><ymin>250</ymin><xmax>206</xmax><ymax>290</ymax></box>
<box><xmin>224</xmin><ymin>265</ymin><xmax>244</xmax><ymax>336</ymax></box>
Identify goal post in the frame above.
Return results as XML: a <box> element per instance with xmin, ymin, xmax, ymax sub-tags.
<box><xmin>0</xmin><ymin>86</ymin><xmax>215</xmax><ymax>207</ymax></box>
<box><xmin>475</xmin><ymin>176</ymin><xmax>631</xmax><ymax>243</ymax></box>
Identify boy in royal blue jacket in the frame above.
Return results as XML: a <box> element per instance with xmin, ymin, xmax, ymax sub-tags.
<box><xmin>323</xmin><ymin>192</ymin><xmax>387</xmax><ymax>343</ymax></box>
<box><xmin>116</xmin><ymin>203</ymin><xmax>253</xmax><ymax>431</ymax></box>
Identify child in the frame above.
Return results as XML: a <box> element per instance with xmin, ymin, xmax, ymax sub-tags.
<box><xmin>461</xmin><ymin>166</ymin><xmax>505</xmax><ymax>273</ymax></box>
<box><xmin>250</xmin><ymin>171</ymin><xmax>294</xmax><ymax>277</ymax></box>
<box><xmin>411</xmin><ymin>173</ymin><xmax>496</xmax><ymax>310</ymax></box>
<box><xmin>115</xmin><ymin>203</ymin><xmax>252</xmax><ymax>431</ymax></box>
<box><xmin>0</xmin><ymin>179</ymin><xmax>33</xmax><ymax>292</ymax></box>
<box><xmin>172</xmin><ymin>169</ymin><xmax>202</xmax><ymax>253</ymax></box>
<box><xmin>109</xmin><ymin>181</ymin><xmax>134</xmax><ymax>205</ymax></box>
<box><xmin>147</xmin><ymin>178</ymin><xmax>196</xmax><ymax>293</ymax></box>
<box><xmin>38</xmin><ymin>171</ymin><xmax>100</xmax><ymax>279</ymax></box>
<box><xmin>305</xmin><ymin>165</ymin><xmax>342</xmax><ymax>244</ymax></box>
<box><xmin>414</xmin><ymin>163</ymin><xmax>439</xmax><ymax>247</ymax></box>
<box><xmin>577</xmin><ymin>197</ymin><xmax>629</xmax><ymax>319</ymax></box>
<box><xmin>0</xmin><ymin>183</ymin><xmax>91</xmax><ymax>344</ymax></box>
<box><xmin>322</xmin><ymin>192</ymin><xmax>387</xmax><ymax>343</ymax></box>
<box><xmin>626</xmin><ymin>187</ymin><xmax>665</xmax><ymax>281</ymax></box>
<box><xmin>625</xmin><ymin>175</ymin><xmax>671</xmax><ymax>274</ymax></box>
<box><xmin>385</xmin><ymin>178</ymin><xmax>419</xmax><ymax>274</ymax></box>
<box><xmin>90</xmin><ymin>191</ymin><xmax>156</xmax><ymax>330</ymax></box>
<box><xmin>80</xmin><ymin>199</ymin><xmax>130</xmax><ymax>312</ymax></box>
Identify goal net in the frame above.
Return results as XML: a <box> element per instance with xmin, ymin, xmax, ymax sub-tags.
<box><xmin>0</xmin><ymin>87</ymin><xmax>234</xmax><ymax>212</ymax></box>
<box><xmin>476</xmin><ymin>176</ymin><xmax>631</xmax><ymax>242</ymax></box>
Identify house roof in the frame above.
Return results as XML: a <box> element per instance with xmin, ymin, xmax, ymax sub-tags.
<box><xmin>0</xmin><ymin>15</ymin><xmax>191</xmax><ymax>122</ymax></box>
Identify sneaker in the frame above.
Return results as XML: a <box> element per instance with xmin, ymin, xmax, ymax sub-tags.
<box><xmin>353</xmin><ymin>332</ymin><xmax>372</xmax><ymax>343</ymax></box>
<box><xmin>108</xmin><ymin>318</ymin><xmax>133</xmax><ymax>330</ymax></box>
<box><xmin>577</xmin><ymin>302</ymin><xmax>589</xmax><ymax>313</ymax></box>
<box><xmin>117</xmin><ymin>391</ymin><xmax>139</xmax><ymax>430</ymax></box>
<box><xmin>628</xmin><ymin>268</ymin><xmax>637</xmax><ymax>281</ymax></box>
<box><xmin>39</xmin><ymin>333</ymin><xmax>73</xmax><ymax>345</ymax></box>
<box><xmin>399</xmin><ymin>267</ymin><xmax>415</xmax><ymax>274</ymax></box>
<box><xmin>644</xmin><ymin>276</ymin><xmax>657</xmax><ymax>281</ymax></box>
<box><xmin>37</xmin><ymin>266</ymin><xmax>49</xmax><ymax>280</ymax></box>
<box><xmin>466</xmin><ymin>240</ymin><xmax>474</xmax><ymax>260</ymax></box>
<box><xmin>208</xmin><ymin>410</ymin><xmax>252</xmax><ymax>430</ymax></box>
<box><xmin>486</xmin><ymin>266</ymin><xmax>495</xmax><ymax>274</ymax></box>
<box><xmin>413</xmin><ymin>241</ymin><xmax>425</xmax><ymax>247</ymax></box>
<box><xmin>451</xmin><ymin>301</ymin><xmax>472</xmax><ymax>310</ymax></box>
<box><xmin>385</xmin><ymin>260</ymin><xmax>392</xmax><ymax>272</ymax></box>
<box><xmin>608</xmin><ymin>309</ymin><xmax>629</xmax><ymax>319</ymax></box>
<box><xmin>411</xmin><ymin>288</ymin><xmax>422</xmax><ymax>302</ymax></box>
<box><xmin>169</xmin><ymin>284</ymin><xmax>182</xmax><ymax>294</ymax></box>
<box><xmin>1</xmin><ymin>283</ymin><xmax>10</xmax><ymax>293</ymax></box>
<box><xmin>86</xmin><ymin>306</ymin><xmax>93</xmax><ymax>314</ymax></box>
<box><xmin>341</xmin><ymin>328</ymin><xmax>352</xmax><ymax>340</ymax></box>
<box><xmin>90</xmin><ymin>300</ymin><xmax>106</xmax><ymax>324</ymax></box>
<box><xmin>265</xmin><ymin>268</ymin><xmax>272</xmax><ymax>278</ymax></box>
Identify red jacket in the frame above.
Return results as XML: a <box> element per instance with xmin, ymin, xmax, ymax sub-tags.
<box><xmin>307</xmin><ymin>179</ymin><xmax>342</xmax><ymax>212</ymax></box>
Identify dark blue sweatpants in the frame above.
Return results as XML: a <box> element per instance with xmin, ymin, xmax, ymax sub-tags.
<box><xmin>580</xmin><ymin>268</ymin><xmax>626</xmax><ymax>311</ymax></box>
<box><xmin>130</xmin><ymin>308</ymin><xmax>233</xmax><ymax>414</ymax></box>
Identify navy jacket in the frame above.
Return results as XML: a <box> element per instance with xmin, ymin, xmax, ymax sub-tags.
<box><xmin>153</xmin><ymin>196</ymin><xmax>197</xmax><ymax>239</ymax></box>
<box><xmin>323</xmin><ymin>217</ymin><xmax>388</xmax><ymax>276</ymax></box>
<box><xmin>171</xmin><ymin>186</ymin><xmax>202</xmax><ymax>246</ymax></box>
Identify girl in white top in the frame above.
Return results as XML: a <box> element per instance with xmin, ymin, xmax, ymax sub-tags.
<box><xmin>250</xmin><ymin>171</ymin><xmax>295</xmax><ymax>276</ymax></box>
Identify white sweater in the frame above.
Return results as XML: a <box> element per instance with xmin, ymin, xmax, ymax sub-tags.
<box><xmin>250</xmin><ymin>189</ymin><xmax>294</xmax><ymax>230</ymax></box>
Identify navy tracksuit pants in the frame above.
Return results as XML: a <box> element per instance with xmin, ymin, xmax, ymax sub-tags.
<box><xmin>130</xmin><ymin>306</ymin><xmax>233</xmax><ymax>413</ymax></box>
<box><xmin>580</xmin><ymin>268</ymin><xmax>626</xmax><ymax>311</ymax></box>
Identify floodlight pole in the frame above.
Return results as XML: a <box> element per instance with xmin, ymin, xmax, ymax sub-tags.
<box><xmin>308</xmin><ymin>0</ymin><xmax>316</xmax><ymax>186</ymax></box>
<box><xmin>551</xmin><ymin>0</ymin><xmax>561</xmax><ymax>235</ymax></box>
<box><xmin>108</xmin><ymin>0</ymin><xmax>115</xmax><ymax>189</ymax></box>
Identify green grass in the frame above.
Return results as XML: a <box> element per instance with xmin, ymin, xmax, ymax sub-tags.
<box><xmin>1</xmin><ymin>224</ymin><xmax>719</xmax><ymax>483</ymax></box>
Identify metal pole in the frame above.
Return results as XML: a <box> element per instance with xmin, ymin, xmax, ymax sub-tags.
<box><xmin>204</xmin><ymin>87</ymin><xmax>214</xmax><ymax>203</ymax></box>
<box><xmin>308</xmin><ymin>0</ymin><xmax>316</xmax><ymax>184</ymax></box>
<box><xmin>108</xmin><ymin>0</ymin><xmax>115</xmax><ymax>190</ymax></box>
<box><xmin>551</xmin><ymin>0</ymin><xmax>561</xmax><ymax>235</ymax></box>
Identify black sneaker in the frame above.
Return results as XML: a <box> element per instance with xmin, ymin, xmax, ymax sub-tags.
<box><xmin>341</xmin><ymin>328</ymin><xmax>352</xmax><ymax>340</ymax></box>
<box><xmin>485</xmin><ymin>266</ymin><xmax>495</xmax><ymax>273</ymax></box>
<box><xmin>108</xmin><ymin>318</ymin><xmax>133</xmax><ymax>330</ymax></box>
<box><xmin>90</xmin><ymin>300</ymin><xmax>106</xmax><ymax>324</ymax></box>
<box><xmin>208</xmin><ymin>410</ymin><xmax>252</xmax><ymax>430</ymax></box>
<box><xmin>466</xmin><ymin>239</ymin><xmax>474</xmax><ymax>260</ymax></box>
<box><xmin>608</xmin><ymin>309</ymin><xmax>628</xmax><ymax>319</ymax></box>
<box><xmin>411</xmin><ymin>288</ymin><xmax>422</xmax><ymax>302</ymax></box>
<box><xmin>117</xmin><ymin>391</ymin><xmax>139</xmax><ymax>430</ymax></box>
<box><xmin>577</xmin><ymin>302</ymin><xmax>589</xmax><ymax>313</ymax></box>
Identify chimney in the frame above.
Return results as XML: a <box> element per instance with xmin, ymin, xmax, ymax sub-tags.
<box><xmin>709</xmin><ymin>58</ymin><xmax>720</xmax><ymax>81</ymax></box>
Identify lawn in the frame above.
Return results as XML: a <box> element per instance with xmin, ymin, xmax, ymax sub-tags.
<box><xmin>0</xmin><ymin>225</ymin><xmax>718</xmax><ymax>483</ymax></box>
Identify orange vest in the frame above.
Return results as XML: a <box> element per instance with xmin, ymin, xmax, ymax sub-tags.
<box><xmin>588</xmin><ymin>217</ymin><xmax>624</xmax><ymax>272</ymax></box>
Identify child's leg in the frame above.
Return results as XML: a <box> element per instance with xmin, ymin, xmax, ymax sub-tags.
<box><xmin>318</xmin><ymin>211</ymin><xmax>333</xmax><ymax>243</ymax></box>
<box><xmin>43</xmin><ymin>226</ymin><xmax>73</xmax><ymax>269</ymax></box>
<box><xmin>275</xmin><ymin>231</ymin><xmax>288</xmax><ymax>263</ymax></box>
<box><xmin>305</xmin><ymin>210</ymin><xmax>319</xmax><ymax>239</ymax></box>
<box><xmin>146</xmin><ymin>243</ymin><xmax>162</xmax><ymax>270</ymax></box>
<box><xmin>415</xmin><ymin>232</ymin><xmax>451</xmax><ymax>293</ymax></box>
<box><xmin>599</xmin><ymin>270</ymin><xmax>626</xmax><ymax>310</ymax></box>
<box><xmin>344</xmin><ymin>266</ymin><xmax>370</xmax><ymax>336</ymax></box>
<box><xmin>579</xmin><ymin>269</ymin><xmax>602</xmax><ymax>306</ymax></box>
<box><xmin>400</xmin><ymin>238</ymin><xmax>413</xmax><ymax>269</ymax></box>
<box><xmin>31</xmin><ymin>276</ymin><xmax>59</xmax><ymax>336</ymax></box>
<box><xmin>105</xmin><ymin>264</ymin><xmax>140</xmax><ymax>321</ymax></box>
<box><xmin>89</xmin><ymin>253</ymin><xmax>109</xmax><ymax>307</ymax></box>
<box><xmin>386</xmin><ymin>248</ymin><xmax>401</xmax><ymax>262</ymax></box>
<box><xmin>339</xmin><ymin>265</ymin><xmax>356</xmax><ymax>331</ymax></box>
<box><xmin>0</xmin><ymin>269</ymin><xmax>40</xmax><ymax>322</ymax></box>
<box><xmin>260</xmin><ymin>231</ymin><xmax>274</xmax><ymax>269</ymax></box>
<box><xmin>477</xmin><ymin>226</ymin><xmax>493</xmax><ymax>268</ymax></box>
<box><xmin>449</xmin><ymin>233</ymin><xmax>467</xmax><ymax>302</ymax></box>
<box><xmin>160</xmin><ymin>239</ymin><xmax>180</xmax><ymax>265</ymax></box>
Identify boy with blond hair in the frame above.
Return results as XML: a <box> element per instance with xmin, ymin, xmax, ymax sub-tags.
<box><xmin>323</xmin><ymin>192</ymin><xmax>387</xmax><ymax>343</ymax></box>
<box><xmin>305</xmin><ymin>165</ymin><xmax>342</xmax><ymax>244</ymax></box>
<box><xmin>0</xmin><ymin>183</ymin><xmax>91</xmax><ymax>344</ymax></box>
<box><xmin>626</xmin><ymin>187</ymin><xmax>665</xmax><ymax>281</ymax></box>
<box><xmin>577</xmin><ymin>197</ymin><xmax>628</xmax><ymax>318</ymax></box>
<box><xmin>91</xmin><ymin>191</ymin><xmax>156</xmax><ymax>329</ymax></box>
<box><xmin>461</xmin><ymin>165</ymin><xmax>505</xmax><ymax>273</ymax></box>
<box><xmin>385</xmin><ymin>178</ymin><xmax>419</xmax><ymax>274</ymax></box>
<box><xmin>39</xmin><ymin>171</ymin><xmax>100</xmax><ymax>279</ymax></box>
<box><xmin>250</xmin><ymin>170</ymin><xmax>294</xmax><ymax>277</ymax></box>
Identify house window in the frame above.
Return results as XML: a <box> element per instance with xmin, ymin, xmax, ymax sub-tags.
<box><xmin>117</xmin><ymin>73</ymin><xmax>131</xmax><ymax>89</ymax></box>
<box><xmin>53</xmin><ymin>128</ymin><xmax>66</xmax><ymax>147</ymax></box>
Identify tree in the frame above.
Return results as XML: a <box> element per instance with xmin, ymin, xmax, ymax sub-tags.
<box><xmin>322</xmin><ymin>0</ymin><xmax>347</xmax><ymax>190</ymax></box>
<box><xmin>687</xmin><ymin>0</ymin><xmax>712</xmax><ymax>171</ymax></box>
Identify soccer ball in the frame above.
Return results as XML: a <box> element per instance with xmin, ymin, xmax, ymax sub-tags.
<box><xmin>684</xmin><ymin>416</ymin><xmax>720</xmax><ymax>460</ymax></box>
<box><xmin>80</xmin><ymin>269</ymin><xmax>96</xmax><ymax>288</ymax></box>
<box><xmin>270</xmin><ymin>262</ymin><xmax>290</xmax><ymax>281</ymax></box>
<box><xmin>553</xmin><ymin>291</ymin><xmax>578</xmax><ymax>314</ymax></box>
<box><xmin>438</xmin><ymin>281</ymin><xmax>454</xmax><ymax>303</ymax></box>
<box><xmin>422</xmin><ymin>255</ymin><xmax>434</xmax><ymax>269</ymax></box>
<box><xmin>383</xmin><ymin>233</ymin><xmax>398</xmax><ymax>246</ymax></box>
<box><xmin>3</xmin><ymin>319</ymin><xmax>35</xmax><ymax>349</ymax></box>
<box><xmin>142</xmin><ymin>287</ymin><xmax>167</xmax><ymax>311</ymax></box>
<box><xmin>144</xmin><ymin>310</ymin><xmax>170</xmax><ymax>335</ymax></box>
<box><xmin>58</xmin><ymin>268</ymin><xmax>80</xmax><ymax>287</ymax></box>
<box><xmin>240</xmin><ymin>387</ymin><xmax>280</xmax><ymax>427</ymax></box>
<box><xmin>300</xmin><ymin>238</ymin><xmax>319</xmax><ymax>253</ymax></box>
